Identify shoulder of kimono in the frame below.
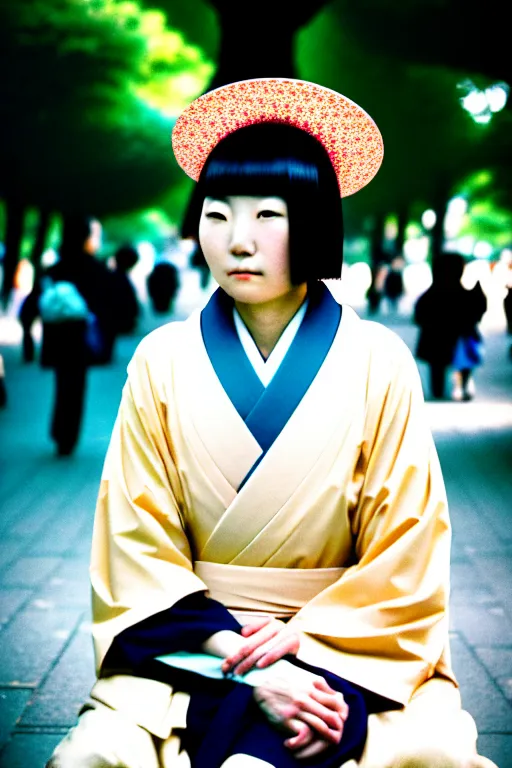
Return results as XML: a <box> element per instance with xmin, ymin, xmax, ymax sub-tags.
<box><xmin>131</xmin><ymin>315</ymin><xmax>198</xmax><ymax>368</ymax></box>
<box><xmin>358</xmin><ymin>318</ymin><xmax>417</xmax><ymax>366</ymax></box>
<box><xmin>123</xmin><ymin>315</ymin><xmax>200</xmax><ymax>389</ymax></box>
<box><xmin>353</xmin><ymin>317</ymin><xmax>422</xmax><ymax>396</ymax></box>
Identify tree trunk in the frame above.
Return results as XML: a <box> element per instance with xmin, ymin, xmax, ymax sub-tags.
<box><xmin>181</xmin><ymin>0</ymin><xmax>331</xmax><ymax>237</ymax></box>
<box><xmin>431</xmin><ymin>195</ymin><xmax>449</xmax><ymax>262</ymax></box>
<box><xmin>369</xmin><ymin>212</ymin><xmax>386</xmax><ymax>266</ymax></box>
<box><xmin>366</xmin><ymin>213</ymin><xmax>387</xmax><ymax>314</ymax></box>
<box><xmin>1</xmin><ymin>198</ymin><xmax>25</xmax><ymax>308</ymax></box>
<box><xmin>30</xmin><ymin>208</ymin><xmax>52</xmax><ymax>281</ymax></box>
<box><xmin>206</xmin><ymin>0</ymin><xmax>330</xmax><ymax>91</ymax></box>
<box><xmin>395</xmin><ymin>207</ymin><xmax>408</xmax><ymax>257</ymax></box>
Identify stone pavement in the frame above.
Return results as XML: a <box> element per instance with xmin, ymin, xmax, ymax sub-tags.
<box><xmin>0</xmin><ymin>297</ymin><xmax>511</xmax><ymax>768</ymax></box>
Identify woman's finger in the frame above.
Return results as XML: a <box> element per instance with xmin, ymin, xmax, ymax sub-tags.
<box><xmin>224</xmin><ymin>629</ymin><xmax>299</xmax><ymax>675</ymax></box>
<box><xmin>310</xmin><ymin>686</ymin><xmax>348</xmax><ymax>718</ymax></box>
<box><xmin>236</xmin><ymin>633</ymin><xmax>299</xmax><ymax>674</ymax></box>
<box><xmin>292</xmin><ymin>691</ymin><xmax>345</xmax><ymax>732</ymax></box>
<box><xmin>231</xmin><ymin>639</ymin><xmax>283</xmax><ymax>675</ymax></box>
<box><xmin>224</xmin><ymin>643</ymin><xmax>275</xmax><ymax>676</ymax></box>
<box><xmin>293</xmin><ymin>738</ymin><xmax>331</xmax><ymax>760</ymax></box>
<box><xmin>283</xmin><ymin>719</ymin><xmax>312</xmax><ymax>750</ymax></box>
<box><xmin>254</xmin><ymin>633</ymin><xmax>300</xmax><ymax>668</ymax></box>
<box><xmin>295</xmin><ymin>710</ymin><xmax>343</xmax><ymax>744</ymax></box>
<box><xmin>312</xmin><ymin>677</ymin><xmax>337</xmax><ymax>695</ymax></box>
<box><xmin>240</xmin><ymin>617</ymin><xmax>274</xmax><ymax>637</ymax></box>
<box><xmin>223</xmin><ymin>636</ymin><xmax>271</xmax><ymax>674</ymax></box>
<box><xmin>222</xmin><ymin>622</ymin><xmax>285</xmax><ymax>671</ymax></box>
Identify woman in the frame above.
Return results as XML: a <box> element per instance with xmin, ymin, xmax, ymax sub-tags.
<box><xmin>414</xmin><ymin>252</ymin><xmax>487</xmax><ymax>401</ymax></box>
<box><xmin>20</xmin><ymin>216</ymin><xmax>115</xmax><ymax>455</ymax></box>
<box><xmin>47</xmin><ymin>79</ymin><xmax>495</xmax><ymax>768</ymax></box>
<box><xmin>110</xmin><ymin>244</ymin><xmax>141</xmax><ymax>336</ymax></box>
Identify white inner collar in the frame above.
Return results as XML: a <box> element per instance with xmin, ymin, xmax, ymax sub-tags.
<box><xmin>233</xmin><ymin>299</ymin><xmax>308</xmax><ymax>387</ymax></box>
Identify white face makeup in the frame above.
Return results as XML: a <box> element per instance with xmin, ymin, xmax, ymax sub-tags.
<box><xmin>198</xmin><ymin>195</ymin><xmax>298</xmax><ymax>306</ymax></box>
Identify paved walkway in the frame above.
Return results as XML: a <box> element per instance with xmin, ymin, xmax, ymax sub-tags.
<box><xmin>0</xmin><ymin>294</ymin><xmax>511</xmax><ymax>768</ymax></box>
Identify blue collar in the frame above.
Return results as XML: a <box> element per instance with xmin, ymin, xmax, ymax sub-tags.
<box><xmin>200</xmin><ymin>283</ymin><xmax>341</xmax><ymax>486</ymax></box>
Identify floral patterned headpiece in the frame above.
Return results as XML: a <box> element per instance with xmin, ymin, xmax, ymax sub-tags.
<box><xmin>172</xmin><ymin>78</ymin><xmax>384</xmax><ymax>198</ymax></box>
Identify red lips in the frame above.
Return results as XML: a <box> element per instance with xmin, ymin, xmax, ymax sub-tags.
<box><xmin>228</xmin><ymin>269</ymin><xmax>262</xmax><ymax>276</ymax></box>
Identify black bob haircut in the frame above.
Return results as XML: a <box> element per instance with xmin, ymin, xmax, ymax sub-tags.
<box><xmin>181</xmin><ymin>122</ymin><xmax>344</xmax><ymax>285</ymax></box>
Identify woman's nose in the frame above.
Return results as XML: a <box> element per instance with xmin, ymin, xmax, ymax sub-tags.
<box><xmin>230</xmin><ymin>241</ymin><xmax>256</xmax><ymax>257</ymax></box>
<box><xmin>229</xmin><ymin>221</ymin><xmax>256</xmax><ymax>256</ymax></box>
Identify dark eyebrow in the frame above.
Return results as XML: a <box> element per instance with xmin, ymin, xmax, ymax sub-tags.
<box><xmin>206</xmin><ymin>196</ymin><xmax>228</xmax><ymax>203</ymax></box>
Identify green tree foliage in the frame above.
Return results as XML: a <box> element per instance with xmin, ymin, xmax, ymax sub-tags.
<box><xmin>143</xmin><ymin>0</ymin><xmax>330</xmax><ymax>91</ymax></box>
<box><xmin>456</xmin><ymin>171</ymin><xmax>512</xmax><ymax>251</ymax></box>
<box><xmin>0</xmin><ymin>0</ymin><xmax>212</xmax><ymax>214</ymax></box>
<box><xmin>297</xmin><ymin>5</ymin><xmax>511</xmax><ymax>256</ymax></box>
<box><xmin>131</xmin><ymin>0</ymin><xmax>511</xmax><ymax>261</ymax></box>
<box><xmin>0</xmin><ymin>0</ymin><xmax>213</xmax><ymax>299</ymax></box>
<box><xmin>145</xmin><ymin>0</ymin><xmax>332</xmax><ymax>240</ymax></box>
<box><xmin>101</xmin><ymin>207</ymin><xmax>177</xmax><ymax>254</ymax></box>
<box><xmin>329</xmin><ymin>0</ymin><xmax>511</xmax><ymax>91</ymax></box>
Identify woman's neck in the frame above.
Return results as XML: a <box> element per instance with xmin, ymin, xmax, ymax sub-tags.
<box><xmin>234</xmin><ymin>284</ymin><xmax>308</xmax><ymax>360</ymax></box>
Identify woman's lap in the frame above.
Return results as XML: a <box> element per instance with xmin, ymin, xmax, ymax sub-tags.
<box><xmin>45</xmin><ymin>702</ymin><xmax>161</xmax><ymax>768</ymax></box>
<box><xmin>45</xmin><ymin>678</ymin><xmax>496</xmax><ymax>768</ymax></box>
<box><xmin>348</xmin><ymin>678</ymin><xmax>492</xmax><ymax>768</ymax></box>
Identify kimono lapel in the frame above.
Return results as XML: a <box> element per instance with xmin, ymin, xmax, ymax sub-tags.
<box><xmin>200</xmin><ymin>300</ymin><xmax>364</xmax><ymax>564</ymax></box>
<box><xmin>201</xmin><ymin>284</ymin><xmax>341</xmax><ymax>454</ymax></box>
<box><xmin>176</xmin><ymin>311</ymin><xmax>263</xmax><ymax>495</ymax></box>
<box><xmin>200</xmin><ymin>290</ymin><xmax>264</xmax><ymax>420</ymax></box>
<box><xmin>244</xmin><ymin>283</ymin><xmax>340</xmax><ymax>450</ymax></box>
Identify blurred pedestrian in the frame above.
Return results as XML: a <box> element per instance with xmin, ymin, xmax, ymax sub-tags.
<box><xmin>146</xmin><ymin>260</ymin><xmax>180</xmax><ymax>314</ymax></box>
<box><xmin>366</xmin><ymin>246</ymin><xmax>388</xmax><ymax>316</ymax></box>
<box><xmin>414</xmin><ymin>252</ymin><xmax>487</xmax><ymax>401</ymax></box>
<box><xmin>19</xmin><ymin>287</ymin><xmax>38</xmax><ymax>363</ymax></box>
<box><xmin>383</xmin><ymin>255</ymin><xmax>405</xmax><ymax>314</ymax></box>
<box><xmin>109</xmin><ymin>244</ymin><xmax>140</xmax><ymax>336</ymax></box>
<box><xmin>19</xmin><ymin>215</ymin><xmax>116</xmax><ymax>455</ymax></box>
<box><xmin>502</xmin><ymin>257</ymin><xmax>512</xmax><ymax>360</ymax></box>
<box><xmin>0</xmin><ymin>353</ymin><xmax>6</xmax><ymax>408</ymax></box>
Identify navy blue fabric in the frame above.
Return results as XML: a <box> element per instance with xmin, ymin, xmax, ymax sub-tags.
<box><xmin>101</xmin><ymin>592</ymin><xmax>241</xmax><ymax>675</ymax></box>
<box><xmin>174</xmin><ymin>655</ymin><xmax>370</xmax><ymax>768</ymax></box>
<box><xmin>102</xmin><ymin>594</ymin><xmax>396</xmax><ymax>767</ymax></box>
<box><xmin>200</xmin><ymin>283</ymin><xmax>341</xmax><ymax>489</ymax></box>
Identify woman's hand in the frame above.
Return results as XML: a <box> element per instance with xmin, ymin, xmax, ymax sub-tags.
<box><xmin>284</xmin><ymin>719</ymin><xmax>339</xmax><ymax>760</ymax></box>
<box><xmin>221</xmin><ymin>616</ymin><xmax>300</xmax><ymax>676</ymax></box>
<box><xmin>252</xmin><ymin>663</ymin><xmax>348</xmax><ymax>756</ymax></box>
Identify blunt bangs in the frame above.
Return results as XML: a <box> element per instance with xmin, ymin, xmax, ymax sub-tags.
<box><xmin>186</xmin><ymin>122</ymin><xmax>344</xmax><ymax>283</ymax></box>
<box><xmin>202</xmin><ymin>158</ymin><xmax>320</xmax><ymax>200</ymax></box>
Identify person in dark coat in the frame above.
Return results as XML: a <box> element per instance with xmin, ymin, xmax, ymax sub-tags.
<box><xmin>366</xmin><ymin>246</ymin><xmax>388</xmax><ymax>316</ymax></box>
<box><xmin>503</xmin><ymin>258</ymin><xmax>512</xmax><ymax>360</ymax></box>
<box><xmin>414</xmin><ymin>252</ymin><xmax>487</xmax><ymax>401</ymax></box>
<box><xmin>146</xmin><ymin>261</ymin><xmax>180</xmax><ymax>314</ymax></box>
<box><xmin>20</xmin><ymin>215</ymin><xmax>115</xmax><ymax>455</ymax></box>
<box><xmin>0</xmin><ymin>353</ymin><xmax>6</xmax><ymax>408</ymax></box>
<box><xmin>109</xmin><ymin>245</ymin><xmax>140</xmax><ymax>336</ymax></box>
<box><xmin>383</xmin><ymin>256</ymin><xmax>405</xmax><ymax>314</ymax></box>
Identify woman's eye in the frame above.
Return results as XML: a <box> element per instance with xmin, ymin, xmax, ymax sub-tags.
<box><xmin>258</xmin><ymin>210</ymin><xmax>282</xmax><ymax>218</ymax></box>
<box><xmin>205</xmin><ymin>211</ymin><xmax>227</xmax><ymax>220</ymax></box>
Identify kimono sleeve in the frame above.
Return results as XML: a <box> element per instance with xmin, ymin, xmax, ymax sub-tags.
<box><xmin>90</xmin><ymin>334</ymin><xmax>207</xmax><ymax>671</ymax></box>
<box><xmin>291</xmin><ymin>327</ymin><xmax>455</xmax><ymax>706</ymax></box>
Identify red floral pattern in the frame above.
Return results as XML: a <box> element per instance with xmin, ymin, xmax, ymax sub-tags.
<box><xmin>172</xmin><ymin>78</ymin><xmax>384</xmax><ymax>198</ymax></box>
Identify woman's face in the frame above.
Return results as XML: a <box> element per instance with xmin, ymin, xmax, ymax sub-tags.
<box><xmin>199</xmin><ymin>195</ymin><xmax>299</xmax><ymax>305</ymax></box>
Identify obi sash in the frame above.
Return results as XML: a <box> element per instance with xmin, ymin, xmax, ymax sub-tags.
<box><xmin>194</xmin><ymin>560</ymin><xmax>347</xmax><ymax>623</ymax></box>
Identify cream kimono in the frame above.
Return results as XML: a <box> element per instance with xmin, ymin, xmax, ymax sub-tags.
<box><xmin>88</xmin><ymin>284</ymin><xmax>482</xmax><ymax>766</ymax></box>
